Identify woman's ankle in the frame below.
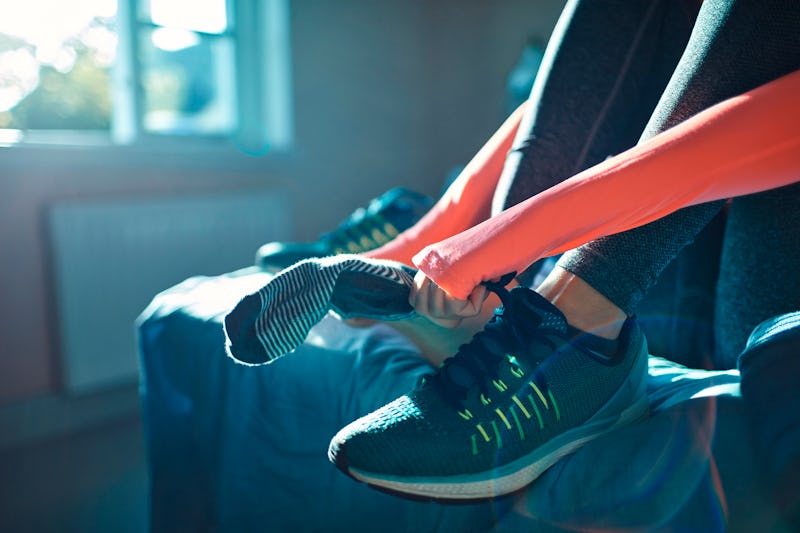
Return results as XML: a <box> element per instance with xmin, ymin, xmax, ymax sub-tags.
<box><xmin>535</xmin><ymin>267</ymin><xmax>626</xmax><ymax>340</ymax></box>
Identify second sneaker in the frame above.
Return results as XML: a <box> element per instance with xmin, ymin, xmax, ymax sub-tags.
<box><xmin>256</xmin><ymin>187</ymin><xmax>433</xmax><ymax>271</ymax></box>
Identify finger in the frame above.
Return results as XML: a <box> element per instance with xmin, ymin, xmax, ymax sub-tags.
<box><xmin>422</xmin><ymin>276</ymin><xmax>465</xmax><ymax>319</ymax></box>
<box><xmin>429</xmin><ymin>279</ymin><xmax>451</xmax><ymax>317</ymax></box>
<box><xmin>411</xmin><ymin>272</ymin><xmax>464</xmax><ymax>328</ymax></box>
<box><xmin>427</xmin><ymin>284</ymin><xmax>472</xmax><ymax>328</ymax></box>
<box><xmin>410</xmin><ymin>270</ymin><xmax>431</xmax><ymax>315</ymax></box>
<box><xmin>435</xmin><ymin>284</ymin><xmax>485</xmax><ymax>318</ymax></box>
<box><xmin>464</xmin><ymin>285</ymin><xmax>490</xmax><ymax>316</ymax></box>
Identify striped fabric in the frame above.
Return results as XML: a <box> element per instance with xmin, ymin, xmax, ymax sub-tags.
<box><xmin>224</xmin><ymin>255</ymin><xmax>417</xmax><ymax>365</ymax></box>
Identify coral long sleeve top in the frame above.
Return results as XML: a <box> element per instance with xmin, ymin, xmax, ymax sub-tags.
<box><xmin>368</xmin><ymin>70</ymin><xmax>800</xmax><ymax>299</ymax></box>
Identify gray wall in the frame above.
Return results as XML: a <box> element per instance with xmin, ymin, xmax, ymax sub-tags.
<box><xmin>0</xmin><ymin>0</ymin><xmax>564</xmax><ymax>403</ymax></box>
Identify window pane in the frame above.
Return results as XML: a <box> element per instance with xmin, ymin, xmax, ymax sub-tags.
<box><xmin>139</xmin><ymin>28</ymin><xmax>236</xmax><ymax>135</ymax></box>
<box><xmin>139</xmin><ymin>0</ymin><xmax>230</xmax><ymax>34</ymax></box>
<box><xmin>0</xmin><ymin>0</ymin><xmax>116</xmax><ymax>130</ymax></box>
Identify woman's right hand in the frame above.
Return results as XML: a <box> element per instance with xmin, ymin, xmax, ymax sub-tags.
<box><xmin>409</xmin><ymin>270</ymin><xmax>490</xmax><ymax>328</ymax></box>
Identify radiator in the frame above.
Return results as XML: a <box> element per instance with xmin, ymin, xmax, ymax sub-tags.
<box><xmin>49</xmin><ymin>190</ymin><xmax>290</xmax><ymax>394</ymax></box>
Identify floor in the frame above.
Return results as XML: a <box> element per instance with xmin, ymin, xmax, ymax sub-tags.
<box><xmin>0</xmin><ymin>414</ymin><xmax>148</xmax><ymax>533</ymax></box>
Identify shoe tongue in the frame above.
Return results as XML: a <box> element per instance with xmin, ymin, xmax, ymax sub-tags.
<box><xmin>506</xmin><ymin>287</ymin><xmax>568</xmax><ymax>335</ymax></box>
<box><xmin>442</xmin><ymin>362</ymin><xmax>476</xmax><ymax>389</ymax></box>
<box><xmin>436</xmin><ymin>288</ymin><xmax>568</xmax><ymax>393</ymax></box>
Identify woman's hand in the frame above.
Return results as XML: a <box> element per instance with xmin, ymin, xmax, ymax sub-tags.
<box><xmin>347</xmin><ymin>271</ymin><xmax>508</xmax><ymax>367</ymax></box>
<box><xmin>391</xmin><ymin>271</ymin><xmax>508</xmax><ymax>366</ymax></box>
<box><xmin>409</xmin><ymin>271</ymin><xmax>490</xmax><ymax>328</ymax></box>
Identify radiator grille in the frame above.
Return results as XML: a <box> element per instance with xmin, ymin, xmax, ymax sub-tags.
<box><xmin>49</xmin><ymin>190</ymin><xmax>290</xmax><ymax>394</ymax></box>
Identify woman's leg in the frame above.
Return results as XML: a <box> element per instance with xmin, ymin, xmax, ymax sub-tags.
<box><xmin>489</xmin><ymin>0</ymin><xmax>705</xmax><ymax>359</ymax></box>
<box><xmin>738</xmin><ymin>311</ymin><xmax>800</xmax><ymax>527</ymax></box>
<box><xmin>492</xmin><ymin>0</ymin><xmax>700</xmax><ymax>213</ymax></box>
<box><xmin>492</xmin><ymin>0</ymin><xmax>701</xmax><ymax>312</ymax></box>
<box><xmin>553</xmin><ymin>0</ymin><xmax>800</xmax><ymax>356</ymax></box>
<box><xmin>368</xmin><ymin>0</ymin><xmax>699</xmax><ymax>271</ymax></box>
<box><xmin>715</xmin><ymin>182</ymin><xmax>800</xmax><ymax>368</ymax></box>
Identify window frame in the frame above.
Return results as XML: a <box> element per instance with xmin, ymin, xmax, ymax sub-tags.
<box><xmin>2</xmin><ymin>0</ymin><xmax>293</xmax><ymax>154</ymax></box>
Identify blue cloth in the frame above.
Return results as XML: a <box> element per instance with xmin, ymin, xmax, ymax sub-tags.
<box><xmin>138</xmin><ymin>268</ymin><xmax>782</xmax><ymax>532</ymax></box>
<box><xmin>738</xmin><ymin>311</ymin><xmax>800</xmax><ymax>528</ymax></box>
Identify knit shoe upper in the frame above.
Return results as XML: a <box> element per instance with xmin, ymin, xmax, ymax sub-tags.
<box><xmin>256</xmin><ymin>187</ymin><xmax>433</xmax><ymax>271</ymax></box>
<box><xmin>328</xmin><ymin>285</ymin><xmax>649</xmax><ymax>500</ymax></box>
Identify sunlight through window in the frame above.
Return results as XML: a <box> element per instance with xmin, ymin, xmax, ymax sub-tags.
<box><xmin>137</xmin><ymin>0</ymin><xmax>236</xmax><ymax>135</ymax></box>
<box><xmin>0</xmin><ymin>0</ymin><xmax>116</xmax><ymax>130</ymax></box>
<box><xmin>0</xmin><ymin>0</ymin><xmax>292</xmax><ymax>151</ymax></box>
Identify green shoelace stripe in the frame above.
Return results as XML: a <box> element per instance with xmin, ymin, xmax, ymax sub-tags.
<box><xmin>528</xmin><ymin>394</ymin><xmax>545</xmax><ymax>430</ymax></box>
<box><xmin>510</xmin><ymin>405</ymin><xmax>526</xmax><ymax>441</ymax></box>
<box><xmin>331</xmin><ymin>216</ymin><xmax>395</xmax><ymax>254</ymax></box>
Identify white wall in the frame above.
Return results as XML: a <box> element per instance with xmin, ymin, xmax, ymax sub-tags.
<box><xmin>0</xmin><ymin>0</ymin><xmax>564</xmax><ymax>403</ymax></box>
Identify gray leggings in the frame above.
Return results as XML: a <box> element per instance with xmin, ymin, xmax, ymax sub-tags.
<box><xmin>495</xmin><ymin>0</ymin><xmax>800</xmax><ymax>368</ymax></box>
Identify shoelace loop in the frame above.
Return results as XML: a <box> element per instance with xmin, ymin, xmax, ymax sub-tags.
<box><xmin>425</xmin><ymin>272</ymin><xmax>555</xmax><ymax>410</ymax></box>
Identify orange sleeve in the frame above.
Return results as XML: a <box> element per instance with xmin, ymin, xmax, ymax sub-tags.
<box><xmin>415</xmin><ymin>69</ymin><xmax>800</xmax><ymax>299</ymax></box>
<box><xmin>363</xmin><ymin>102</ymin><xmax>527</xmax><ymax>266</ymax></box>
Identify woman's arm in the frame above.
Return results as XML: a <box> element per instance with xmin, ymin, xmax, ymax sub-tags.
<box><xmin>414</xmin><ymin>69</ymin><xmax>800</xmax><ymax>299</ymax></box>
<box><xmin>364</xmin><ymin>102</ymin><xmax>527</xmax><ymax>266</ymax></box>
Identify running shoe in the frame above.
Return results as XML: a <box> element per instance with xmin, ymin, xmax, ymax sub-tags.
<box><xmin>328</xmin><ymin>282</ymin><xmax>649</xmax><ymax>501</ymax></box>
<box><xmin>256</xmin><ymin>187</ymin><xmax>433</xmax><ymax>271</ymax></box>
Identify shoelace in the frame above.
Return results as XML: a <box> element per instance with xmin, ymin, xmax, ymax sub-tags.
<box><xmin>424</xmin><ymin>273</ymin><xmax>543</xmax><ymax>410</ymax></box>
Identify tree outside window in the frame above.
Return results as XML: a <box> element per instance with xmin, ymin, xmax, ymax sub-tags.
<box><xmin>0</xmin><ymin>0</ymin><xmax>116</xmax><ymax>130</ymax></box>
<box><xmin>0</xmin><ymin>0</ymin><xmax>291</xmax><ymax>151</ymax></box>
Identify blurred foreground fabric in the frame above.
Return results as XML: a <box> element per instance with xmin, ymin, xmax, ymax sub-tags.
<box><xmin>138</xmin><ymin>268</ymin><xmax>786</xmax><ymax>532</ymax></box>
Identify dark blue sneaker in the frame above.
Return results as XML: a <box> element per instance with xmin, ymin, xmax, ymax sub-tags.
<box><xmin>256</xmin><ymin>187</ymin><xmax>433</xmax><ymax>271</ymax></box>
<box><xmin>328</xmin><ymin>283</ymin><xmax>649</xmax><ymax>501</ymax></box>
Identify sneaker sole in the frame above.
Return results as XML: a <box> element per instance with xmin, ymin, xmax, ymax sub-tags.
<box><xmin>345</xmin><ymin>393</ymin><xmax>649</xmax><ymax>501</ymax></box>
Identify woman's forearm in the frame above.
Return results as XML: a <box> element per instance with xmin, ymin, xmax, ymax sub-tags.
<box><xmin>414</xmin><ymin>70</ymin><xmax>800</xmax><ymax>299</ymax></box>
<box><xmin>365</xmin><ymin>102</ymin><xmax>527</xmax><ymax>266</ymax></box>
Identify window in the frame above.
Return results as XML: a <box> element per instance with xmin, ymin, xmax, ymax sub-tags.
<box><xmin>0</xmin><ymin>0</ymin><xmax>292</xmax><ymax>152</ymax></box>
<box><xmin>129</xmin><ymin>0</ymin><xmax>238</xmax><ymax>136</ymax></box>
<box><xmin>0</xmin><ymin>1</ymin><xmax>116</xmax><ymax>132</ymax></box>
